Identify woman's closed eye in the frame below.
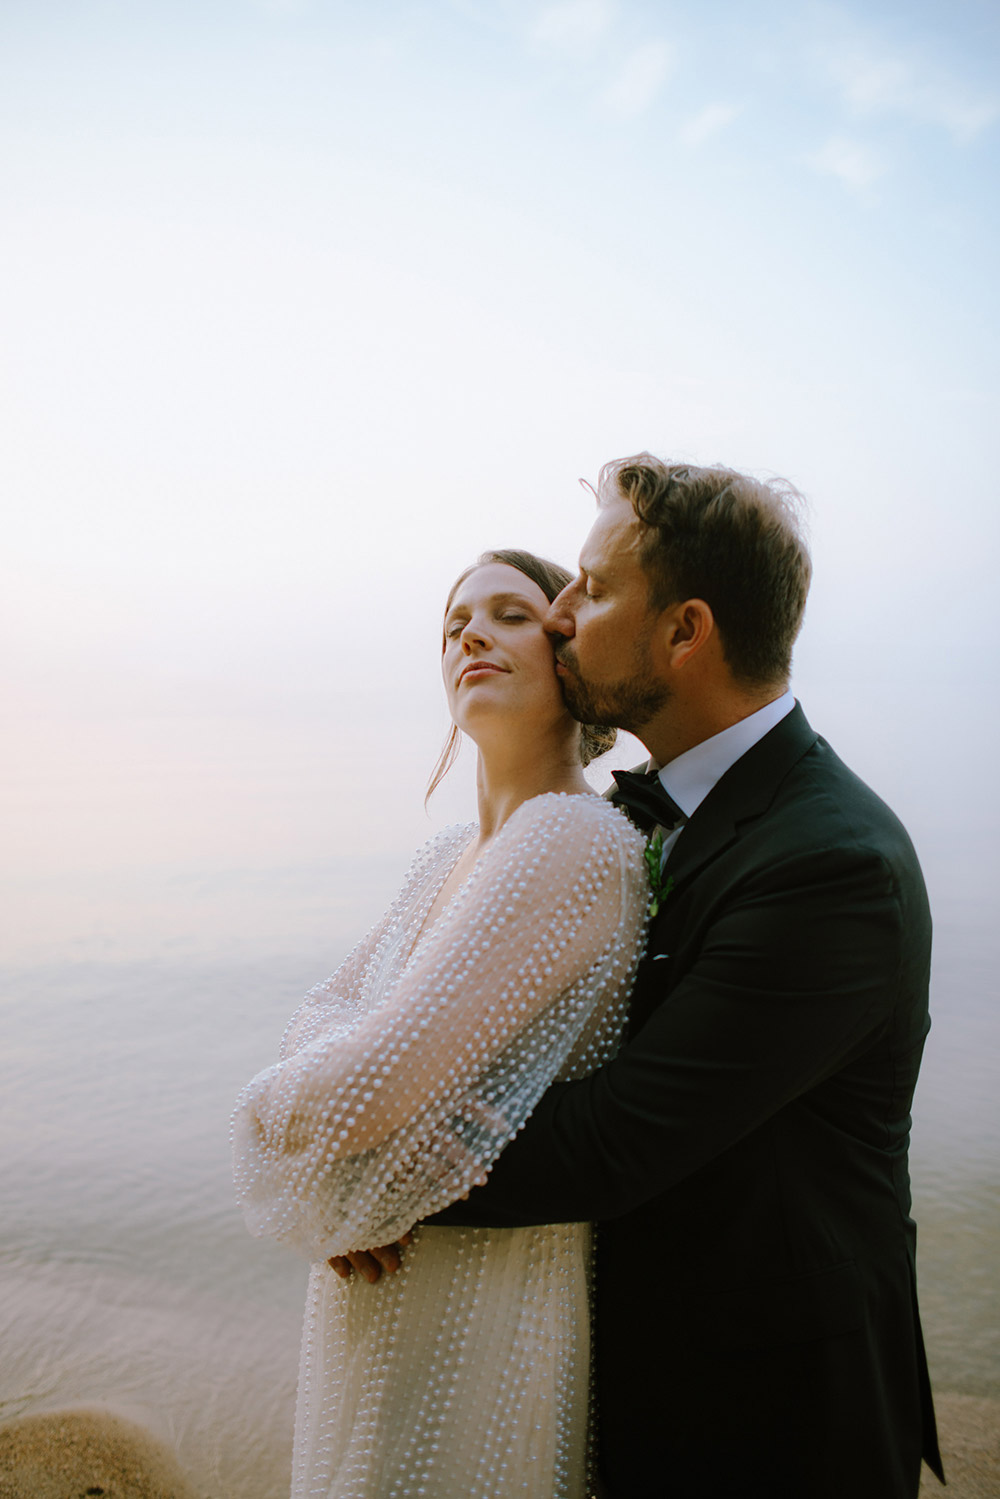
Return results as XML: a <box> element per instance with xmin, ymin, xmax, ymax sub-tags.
<box><xmin>445</xmin><ymin>610</ymin><xmax>531</xmax><ymax>638</ymax></box>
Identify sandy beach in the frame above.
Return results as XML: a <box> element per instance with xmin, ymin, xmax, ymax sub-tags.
<box><xmin>918</xmin><ymin>1394</ymin><xmax>1000</xmax><ymax>1498</ymax></box>
<box><xmin>1</xmin><ymin>1393</ymin><xmax>996</xmax><ymax>1499</ymax></box>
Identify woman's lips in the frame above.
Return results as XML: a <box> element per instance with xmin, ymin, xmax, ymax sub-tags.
<box><xmin>459</xmin><ymin>662</ymin><xmax>507</xmax><ymax>684</ymax></box>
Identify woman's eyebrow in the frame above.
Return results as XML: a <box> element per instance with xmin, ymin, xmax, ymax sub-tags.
<box><xmin>447</xmin><ymin>591</ymin><xmax>540</xmax><ymax>616</ymax></box>
<box><xmin>487</xmin><ymin>591</ymin><xmax>540</xmax><ymax>608</ymax></box>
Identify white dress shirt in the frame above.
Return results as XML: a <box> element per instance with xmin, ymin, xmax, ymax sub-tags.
<box><xmin>650</xmin><ymin>689</ymin><xmax>796</xmax><ymax>863</ymax></box>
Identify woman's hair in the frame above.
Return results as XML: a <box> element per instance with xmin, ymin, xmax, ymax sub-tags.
<box><xmin>426</xmin><ymin>548</ymin><xmax>617</xmax><ymax>802</ymax></box>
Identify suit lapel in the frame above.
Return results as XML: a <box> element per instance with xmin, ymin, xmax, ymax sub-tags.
<box><xmin>652</xmin><ymin>702</ymin><xmax>819</xmax><ymax>891</ymax></box>
<box><xmin>620</xmin><ymin>706</ymin><xmax>820</xmax><ymax>1035</ymax></box>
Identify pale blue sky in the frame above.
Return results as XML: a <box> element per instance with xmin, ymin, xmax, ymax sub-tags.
<box><xmin>2</xmin><ymin>0</ymin><xmax>997</xmax><ymax>960</ymax></box>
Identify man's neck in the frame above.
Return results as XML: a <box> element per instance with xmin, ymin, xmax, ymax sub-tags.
<box><xmin>640</xmin><ymin>683</ymin><xmax>789</xmax><ymax>767</ymax></box>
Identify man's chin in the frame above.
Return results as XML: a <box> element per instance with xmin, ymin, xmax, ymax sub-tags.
<box><xmin>564</xmin><ymin>678</ymin><xmax>669</xmax><ymax>738</ymax></box>
<box><xmin>560</xmin><ymin>679</ymin><xmax>605</xmax><ymax>728</ymax></box>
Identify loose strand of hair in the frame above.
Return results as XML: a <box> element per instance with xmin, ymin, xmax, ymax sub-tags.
<box><xmin>425</xmin><ymin>723</ymin><xmax>462</xmax><ymax>806</ymax></box>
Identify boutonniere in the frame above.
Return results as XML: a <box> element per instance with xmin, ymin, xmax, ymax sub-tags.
<box><xmin>644</xmin><ymin>830</ymin><xmax>675</xmax><ymax>919</ymax></box>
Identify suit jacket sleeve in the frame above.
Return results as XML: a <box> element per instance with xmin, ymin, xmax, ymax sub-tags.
<box><xmin>430</xmin><ymin>835</ymin><xmax>918</xmax><ymax>1227</ymax></box>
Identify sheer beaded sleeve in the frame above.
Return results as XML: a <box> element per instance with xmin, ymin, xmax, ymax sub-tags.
<box><xmin>232</xmin><ymin>794</ymin><xmax>647</xmax><ymax>1261</ymax></box>
<box><xmin>272</xmin><ymin>823</ymin><xmax>473</xmax><ymax>1065</ymax></box>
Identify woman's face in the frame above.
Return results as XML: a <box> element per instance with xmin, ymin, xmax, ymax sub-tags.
<box><xmin>442</xmin><ymin>563</ymin><xmax>572</xmax><ymax>743</ymax></box>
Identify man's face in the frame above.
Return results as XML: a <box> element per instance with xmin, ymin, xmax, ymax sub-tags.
<box><xmin>546</xmin><ymin>495</ymin><xmax>672</xmax><ymax>735</ymax></box>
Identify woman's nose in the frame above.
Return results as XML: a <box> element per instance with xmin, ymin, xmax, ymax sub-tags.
<box><xmin>461</xmin><ymin>618</ymin><xmax>490</xmax><ymax>650</ymax></box>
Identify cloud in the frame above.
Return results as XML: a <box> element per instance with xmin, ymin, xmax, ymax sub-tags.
<box><xmin>529</xmin><ymin>0</ymin><xmax>615</xmax><ymax>54</ymax></box>
<box><xmin>679</xmin><ymin>103</ymin><xmax>739</xmax><ymax>147</ymax></box>
<box><xmin>828</xmin><ymin>46</ymin><xmax>998</xmax><ymax>145</ymax></box>
<box><xmin>601</xmin><ymin>39</ymin><xmax>673</xmax><ymax>117</ymax></box>
<box><xmin>806</xmin><ymin>134</ymin><xmax>886</xmax><ymax>189</ymax></box>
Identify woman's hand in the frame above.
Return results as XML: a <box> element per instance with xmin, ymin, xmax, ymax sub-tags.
<box><xmin>329</xmin><ymin>1231</ymin><xmax>413</xmax><ymax>1283</ymax></box>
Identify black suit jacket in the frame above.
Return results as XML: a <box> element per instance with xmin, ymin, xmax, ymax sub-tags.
<box><xmin>432</xmin><ymin>705</ymin><xmax>943</xmax><ymax>1498</ymax></box>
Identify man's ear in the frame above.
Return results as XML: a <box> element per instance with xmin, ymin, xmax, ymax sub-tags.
<box><xmin>663</xmin><ymin>599</ymin><xmax>715</xmax><ymax>669</ymax></box>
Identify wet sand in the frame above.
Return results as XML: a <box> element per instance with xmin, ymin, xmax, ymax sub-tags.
<box><xmin>1</xmin><ymin>1393</ymin><xmax>996</xmax><ymax>1498</ymax></box>
<box><xmin>919</xmin><ymin>1394</ymin><xmax>1000</xmax><ymax>1498</ymax></box>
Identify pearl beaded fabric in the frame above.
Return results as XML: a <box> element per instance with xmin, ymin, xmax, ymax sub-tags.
<box><xmin>232</xmin><ymin>793</ymin><xmax>648</xmax><ymax>1499</ymax></box>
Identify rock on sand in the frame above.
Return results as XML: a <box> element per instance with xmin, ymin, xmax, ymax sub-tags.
<box><xmin>0</xmin><ymin>1408</ymin><xmax>202</xmax><ymax>1499</ymax></box>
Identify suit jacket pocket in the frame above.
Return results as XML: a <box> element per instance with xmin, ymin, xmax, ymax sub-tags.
<box><xmin>687</xmin><ymin>1260</ymin><xmax>865</xmax><ymax>1351</ymax></box>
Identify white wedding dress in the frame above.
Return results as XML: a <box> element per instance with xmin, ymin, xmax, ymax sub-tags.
<box><xmin>232</xmin><ymin>793</ymin><xmax>648</xmax><ymax>1499</ymax></box>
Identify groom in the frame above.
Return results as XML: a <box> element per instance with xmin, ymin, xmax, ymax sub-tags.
<box><xmin>346</xmin><ymin>455</ymin><xmax>943</xmax><ymax>1497</ymax></box>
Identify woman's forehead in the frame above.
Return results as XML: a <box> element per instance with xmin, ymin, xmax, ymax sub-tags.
<box><xmin>447</xmin><ymin>562</ymin><xmax>549</xmax><ymax>612</ymax></box>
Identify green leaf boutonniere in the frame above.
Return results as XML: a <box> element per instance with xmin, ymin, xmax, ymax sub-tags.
<box><xmin>644</xmin><ymin>830</ymin><xmax>675</xmax><ymax>919</ymax></box>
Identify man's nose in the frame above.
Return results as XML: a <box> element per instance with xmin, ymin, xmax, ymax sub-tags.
<box><xmin>544</xmin><ymin>584</ymin><xmax>576</xmax><ymax>640</ymax></box>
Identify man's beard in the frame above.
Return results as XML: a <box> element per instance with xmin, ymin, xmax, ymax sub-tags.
<box><xmin>556</xmin><ymin>640</ymin><xmax>670</xmax><ymax>737</ymax></box>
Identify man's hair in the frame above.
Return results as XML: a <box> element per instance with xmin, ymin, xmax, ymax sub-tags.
<box><xmin>602</xmin><ymin>454</ymin><xmax>812</xmax><ymax>686</ymax></box>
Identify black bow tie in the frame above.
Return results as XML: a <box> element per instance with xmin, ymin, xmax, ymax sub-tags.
<box><xmin>611</xmin><ymin>769</ymin><xmax>686</xmax><ymax>835</ymax></box>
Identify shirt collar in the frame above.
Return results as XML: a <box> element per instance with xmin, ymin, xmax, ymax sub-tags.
<box><xmin>653</xmin><ymin>690</ymin><xmax>796</xmax><ymax>820</ymax></box>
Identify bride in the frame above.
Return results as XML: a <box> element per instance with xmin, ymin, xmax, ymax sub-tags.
<box><xmin>232</xmin><ymin>549</ymin><xmax>649</xmax><ymax>1498</ymax></box>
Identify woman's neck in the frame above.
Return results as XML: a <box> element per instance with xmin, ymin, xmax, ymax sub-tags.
<box><xmin>473</xmin><ymin>735</ymin><xmax>593</xmax><ymax>844</ymax></box>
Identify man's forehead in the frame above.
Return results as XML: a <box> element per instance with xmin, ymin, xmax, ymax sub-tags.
<box><xmin>580</xmin><ymin>498</ymin><xmax>642</xmax><ymax>571</ymax></box>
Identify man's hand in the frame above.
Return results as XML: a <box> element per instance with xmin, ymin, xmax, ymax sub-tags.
<box><xmin>328</xmin><ymin>1231</ymin><xmax>413</xmax><ymax>1283</ymax></box>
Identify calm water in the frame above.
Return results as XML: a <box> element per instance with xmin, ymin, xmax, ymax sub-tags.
<box><xmin>1</xmin><ymin>836</ymin><xmax>998</xmax><ymax>1498</ymax></box>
